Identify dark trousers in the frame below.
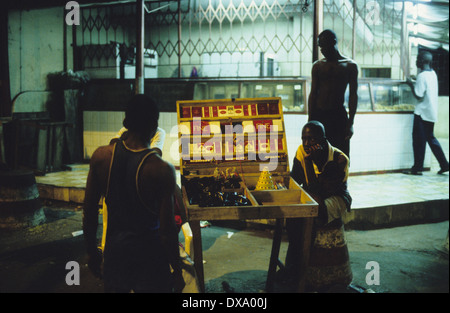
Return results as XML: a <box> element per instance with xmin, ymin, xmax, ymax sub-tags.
<box><xmin>412</xmin><ymin>114</ymin><xmax>448</xmax><ymax>171</ymax></box>
<box><xmin>310</xmin><ymin>108</ymin><xmax>350</xmax><ymax>159</ymax></box>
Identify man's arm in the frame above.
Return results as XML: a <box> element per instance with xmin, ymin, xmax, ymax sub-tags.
<box><xmin>83</xmin><ymin>148</ymin><xmax>107</xmax><ymax>278</ymax></box>
<box><xmin>308</xmin><ymin>63</ymin><xmax>319</xmax><ymax>120</ymax></box>
<box><xmin>148</xmin><ymin>160</ymin><xmax>185</xmax><ymax>292</ymax></box>
<box><xmin>346</xmin><ymin>62</ymin><xmax>358</xmax><ymax>140</ymax></box>
<box><xmin>322</xmin><ymin>153</ymin><xmax>349</xmax><ymax>195</ymax></box>
<box><xmin>405</xmin><ymin>76</ymin><xmax>425</xmax><ymax>102</ymax></box>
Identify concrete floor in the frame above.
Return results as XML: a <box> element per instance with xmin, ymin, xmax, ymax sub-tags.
<box><xmin>199</xmin><ymin>221</ymin><xmax>449</xmax><ymax>293</ymax></box>
<box><xmin>0</xmin><ymin>203</ymin><xmax>448</xmax><ymax>293</ymax></box>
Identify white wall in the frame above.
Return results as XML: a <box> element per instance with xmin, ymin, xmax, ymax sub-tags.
<box><xmin>9</xmin><ymin>7</ymin><xmax>71</xmax><ymax>113</ymax></box>
<box><xmin>350</xmin><ymin>113</ymin><xmax>424</xmax><ymax>173</ymax></box>
<box><xmin>284</xmin><ymin>113</ymin><xmax>429</xmax><ymax>173</ymax></box>
<box><xmin>83</xmin><ymin>111</ymin><xmax>183</xmax><ymax>167</ymax></box>
<box><xmin>83</xmin><ymin>111</ymin><xmax>125</xmax><ymax>158</ymax></box>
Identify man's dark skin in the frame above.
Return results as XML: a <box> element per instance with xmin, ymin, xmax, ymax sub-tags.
<box><xmin>83</xmin><ymin>122</ymin><xmax>185</xmax><ymax>292</ymax></box>
<box><xmin>308</xmin><ymin>30</ymin><xmax>358</xmax><ymax>153</ymax></box>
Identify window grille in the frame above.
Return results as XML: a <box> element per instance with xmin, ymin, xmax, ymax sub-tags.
<box><xmin>75</xmin><ymin>0</ymin><xmax>405</xmax><ymax>79</ymax></box>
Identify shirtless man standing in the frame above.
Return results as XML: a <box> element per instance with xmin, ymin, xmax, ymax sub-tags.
<box><xmin>308</xmin><ymin>29</ymin><xmax>359</xmax><ymax>159</ymax></box>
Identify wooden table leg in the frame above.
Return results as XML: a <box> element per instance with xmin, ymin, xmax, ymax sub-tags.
<box><xmin>296</xmin><ymin>217</ymin><xmax>314</xmax><ymax>293</ymax></box>
<box><xmin>265</xmin><ymin>218</ymin><xmax>283</xmax><ymax>292</ymax></box>
<box><xmin>191</xmin><ymin>220</ymin><xmax>205</xmax><ymax>293</ymax></box>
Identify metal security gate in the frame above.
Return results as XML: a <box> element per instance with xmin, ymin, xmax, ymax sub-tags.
<box><xmin>75</xmin><ymin>0</ymin><xmax>314</xmax><ymax>78</ymax></box>
<box><xmin>74</xmin><ymin>0</ymin><xmax>407</xmax><ymax>79</ymax></box>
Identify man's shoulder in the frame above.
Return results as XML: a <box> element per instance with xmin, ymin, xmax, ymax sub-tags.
<box><xmin>313</xmin><ymin>59</ymin><xmax>327</xmax><ymax>67</ymax></box>
<box><xmin>341</xmin><ymin>57</ymin><xmax>358</xmax><ymax>70</ymax></box>
<box><xmin>415</xmin><ymin>71</ymin><xmax>430</xmax><ymax>84</ymax></box>
<box><xmin>91</xmin><ymin>144</ymin><xmax>114</xmax><ymax>163</ymax></box>
<box><xmin>314</xmin><ymin>57</ymin><xmax>357</xmax><ymax>68</ymax></box>
<box><xmin>345</xmin><ymin>57</ymin><xmax>357</xmax><ymax>65</ymax></box>
<box><xmin>418</xmin><ymin>69</ymin><xmax>437</xmax><ymax>79</ymax></box>
<box><xmin>142</xmin><ymin>153</ymin><xmax>175</xmax><ymax>176</ymax></box>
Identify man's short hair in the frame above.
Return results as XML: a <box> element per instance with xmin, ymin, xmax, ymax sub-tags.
<box><xmin>418</xmin><ymin>51</ymin><xmax>433</xmax><ymax>64</ymax></box>
<box><xmin>303</xmin><ymin>120</ymin><xmax>326</xmax><ymax>139</ymax></box>
<box><xmin>123</xmin><ymin>94</ymin><xmax>159</xmax><ymax>135</ymax></box>
<box><xmin>318</xmin><ymin>29</ymin><xmax>338</xmax><ymax>44</ymax></box>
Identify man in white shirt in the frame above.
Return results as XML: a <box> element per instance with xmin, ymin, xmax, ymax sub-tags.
<box><xmin>403</xmin><ymin>51</ymin><xmax>449</xmax><ymax>175</ymax></box>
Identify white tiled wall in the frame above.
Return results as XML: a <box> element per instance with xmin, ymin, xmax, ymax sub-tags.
<box><xmin>83</xmin><ymin>111</ymin><xmax>125</xmax><ymax>158</ymax></box>
<box><xmin>83</xmin><ymin>111</ymin><xmax>181</xmax><ymax>166</ymax></box>
<box><xmin>284</xmin><ymin>114</ymin><xmax>308</xmax><ymax>166</ymax></box>
<box><xmin>83</xmin><ymin>111</ymin><xmax>429</xmax><ymax>174</ymax></box>
<box><xmin>348</xmin><ymin>114</ymin><xmax>428</xmax><ymax>173</ymax></box>
<box><xmin>159</xmin><ymin>112</ymin><xmax>181</xmax><ymax>166</ymax></box>
<box><xmin>284</xmin><ymin>113</ymin><xmax>428</xmax><ymax>173</ymax></box>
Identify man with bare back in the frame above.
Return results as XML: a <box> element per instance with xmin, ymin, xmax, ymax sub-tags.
<box><xmin>308</xmin><ymin>29</ymin><xmax>358</xmax><ymax>159</ymax></box>
<box><xmin>83</xmin><ymin>94</ymin><xmax>184</xmax><ymax>293</ymax></box>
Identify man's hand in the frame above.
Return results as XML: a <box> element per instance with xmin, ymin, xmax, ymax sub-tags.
<box><xmin>304</xmin><ymin>143</ymin><xmax>323</xmax><ymax>159</ymax></box>
<box><xmin>345</xmin><ymin>122</ymin><xmax>354</xmax><ymax>141</ymax></box>
<box><xmin>406</xmin><ymin>77</ymin><xmax>415</xmax><ymax>85</ymax></box>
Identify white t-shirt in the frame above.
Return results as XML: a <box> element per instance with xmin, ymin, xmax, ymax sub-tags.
<box><xmin>414</xmin><ymin>70</ymin><xmax>439</xmax><ymax>123</ymax></box>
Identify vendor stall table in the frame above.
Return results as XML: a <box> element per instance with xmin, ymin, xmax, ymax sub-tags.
<box><xmin>177</xmin><ymin>98</ymin><xmax>318</xmax><ymax>292</ymax></box>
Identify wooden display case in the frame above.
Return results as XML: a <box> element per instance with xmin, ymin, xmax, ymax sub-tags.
<box><xmin>176</xmin><ymin>97</ymin><xmax>318</xmax><ymax>292</ymax></box>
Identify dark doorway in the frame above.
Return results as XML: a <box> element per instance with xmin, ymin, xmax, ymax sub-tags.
<box><xmin>419</xmin><ymin>46</ymin><xmax>449</xmax><ymax>96</ymax></box>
